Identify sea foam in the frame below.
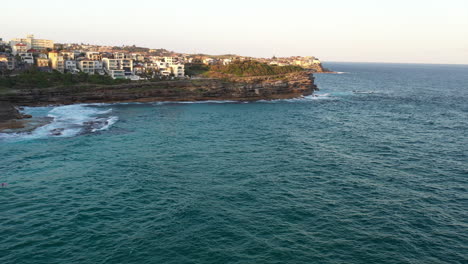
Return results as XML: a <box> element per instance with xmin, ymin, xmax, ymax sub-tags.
<box><xmin>0</xmin><ymin>104</ymin><xmax>118</xmax><ymax>142</ymax></box>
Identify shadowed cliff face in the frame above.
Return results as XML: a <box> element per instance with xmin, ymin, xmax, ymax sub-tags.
<box><xmin>0</xmin><ymin>101</ymin><xmax>31</xmax><ymax>130</ymax></box>
<box><xmin>1</xmin><ymin>71</ymin><xmax>318</xmax><ymax>106</ymax></box>
<box><xmin>0</xmin><ymin>101</ymin><xmax>22</xmax><ymax>122</ymax></box>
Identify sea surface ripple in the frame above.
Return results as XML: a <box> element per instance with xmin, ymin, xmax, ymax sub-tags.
<box><xmin>1</xmin><ymin>63</ymin><xmax>467</xmax><ymax>264</ymax></box>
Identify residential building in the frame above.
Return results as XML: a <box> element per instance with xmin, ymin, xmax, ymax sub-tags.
<box><xmin>170</xmin><ymin>63</ymin><xmax>185</xmax><ymax>77</ymax></box>
<box><xmin>108</xmin><ymin>70</ymin><xmax>125</xmax><ymax>79</ymax></box>
<box><xmin>48</xmin><ymin>51</ymin><xmax>65</xmax><ymax>72</ymax></box>
<box><xmin>102</xmin><ymin>58</ymin><xmax>133</xmax><ymax>73</ymax></box>
<box><xmin>77</xmin><ymin>60</ymin><xmax>95</xmax><ymax>74</ymax></box>
<box><xmin>113</xmin><ymin>52</ymin><xmax>126</xmax><ymax>59</ymax></box>
<box><xmin>60</xmin><ymin>51</ymin><xmax>75</xmax><ymax>60</ymax></box>
<box><xmin>0</xmin><ymin>55</ymin><xmax>16</xmax><ymax>70</ymax></box>
<box><xmin>36</xmin><ymin>57</ymin><xmax>49</xmax><ymax>67</ymax></box>
<box><xmin>11</xmin><ymin>34</ymin><xmax>53</xmax><ymax>50</ymax></box>
<box><xmin>86</xmin><ymin>52</ymin><xmax>102</xmax><ymax>61</ymax></box>
<box><xmin>18</xmin><ymin>52</ymin><xmax>34</xmax><ymax>64</ymax></box>
<box><xmin>203</xmin><ymin>57</ymin><xmax>215</xmax><ymax>65</ymax></box>
<box><xmin>65</xmin><ymin>60</ymin><xmax>77</xmax><ymax>72</ymax></box>
<box><xmin>12</xmin><ymin>43</ymin><xmax>29</xmax><ymax>55</ymax></box>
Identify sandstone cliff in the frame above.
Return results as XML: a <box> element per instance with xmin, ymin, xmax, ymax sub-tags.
<box><xmin>1</xmin><ymin>70</ymin><xmax>318</xmax><ymax>106</ymax></box>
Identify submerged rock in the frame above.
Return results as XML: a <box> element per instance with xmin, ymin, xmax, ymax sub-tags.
<box><xmin>50</xmin><ymin>128</ymin><xmax>65</xmax><ymax>136</ymax></box>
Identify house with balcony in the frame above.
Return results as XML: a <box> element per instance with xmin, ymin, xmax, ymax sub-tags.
<box><xmin>102</xmin><ymin>58</ymin><xmax>134</xmax><ymax>79</ymax></box>
<box><xmin>170</xmin><ymin>63</ymin><xmax>185</xmax><ymax>78</ymax></box>
<box><xmin>18</xmin><ymin>52</ymin><xmax>34</xmax><ymax>64</ymax></box>
<box><xmin>65</xmin><ymin>60</ymin><xmax>77</xmax><ymax>72</ymax></box>
<box><xmin>78</xmin><ymin>59</ymin><xmax>96</xmax><ymax>74</ymax></box>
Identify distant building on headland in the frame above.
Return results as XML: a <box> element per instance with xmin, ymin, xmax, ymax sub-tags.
<box><xmin>10</xmin><ymin>34</ymin><xmax>54</xmax><ymax>50</ymax></box>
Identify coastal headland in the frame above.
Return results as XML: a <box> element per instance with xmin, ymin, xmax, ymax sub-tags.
<box><xmin>0</xmin><ymin>68</ymin><xmax>318</xmax><ymax>130</ymax></box>
<box><xmin>1</xmin><ymin>70</ymin><xmax>317</xmax><ymax>106</ymax></box>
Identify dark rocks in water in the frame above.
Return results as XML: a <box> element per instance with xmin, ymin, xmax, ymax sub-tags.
<box><xmin>50</xmin><ymin>128</ymin><xmax>65</xmax><ymax>136</ymax></box>
<box><xmin>82</xmin><ymin>119</ymin><xmax>108</xmax><ymax>133</ymax></box>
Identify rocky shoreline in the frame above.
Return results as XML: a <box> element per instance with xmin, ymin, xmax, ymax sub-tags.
<box><xmin>0</xmin><ymin>70</ymin><xmax>318</xmax><ymax>130</ymax></box>
<box><xmin>0</xmin><ymin>101</ymin><xmax>34</xmax><ymax>131</ymax></box>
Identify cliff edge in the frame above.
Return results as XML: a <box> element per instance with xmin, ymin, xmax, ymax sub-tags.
<box><xmin>1</xmin><ymin>70</ymin><xmax>318</xmax><ymax>106</ymax></box>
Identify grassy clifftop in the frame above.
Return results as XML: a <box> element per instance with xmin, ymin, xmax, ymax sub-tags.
<box><xmin>185</xmin><ymin>61</ymin><xmax>305</xmax><ymax>78</ymax></box>
<box><xmin>208</xmin><ymin>61</ymin><xmax>304</xmax><ymax>77</ymax></box>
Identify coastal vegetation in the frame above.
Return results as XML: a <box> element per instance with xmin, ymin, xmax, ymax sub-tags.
<box><xmin>185</xmin><ymin>64</ymin><xmax>210</xmax><ymax>76</ymax></box>
<box><xmin>186</xmin><ymin>61</ymin><xmax>305</xmax><ymax>78</ymax></box>
<box><xmin>0</xmin><ymin>68</ymin><xmax>130</xmax><ymax>89</ymax></box>
<box><xmin>210</xmin><ymin>61</ymin><xmax>303</xmax><ymax>77</ymax></box>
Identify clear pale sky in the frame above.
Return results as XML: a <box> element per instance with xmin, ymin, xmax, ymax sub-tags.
<box><xmin>1</xmin><ymin>0</ymin><xmax>467</xmax><ymax>64</ymax></box>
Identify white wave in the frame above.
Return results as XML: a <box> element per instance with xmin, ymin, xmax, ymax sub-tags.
<box><xmin>151</xmin><ymin>100</ymin><xmax>239</xmax><ymax>105</ymax></box>
<box><xmin>0</xmin><ymin>104</ymin><xmax>118</xmax><ymax>142</ymax></box>
<box><xmin>335</xmin><ymin>72</ymin><xmax>349</xmax><ymax>74</ymax></box>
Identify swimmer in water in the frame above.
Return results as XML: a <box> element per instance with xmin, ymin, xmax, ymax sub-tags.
<box><xmin>1</xmin><ymin>183</ymin><xmax>7</xmax><ymax>187</ymax></box>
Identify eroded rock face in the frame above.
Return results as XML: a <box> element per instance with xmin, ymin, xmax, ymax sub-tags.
<box><xmin>0</xmin><ymin>101</ymin><xmax>23</xmax><ymax>122</ymax></box>
<box><xmin>1</xmin><ymin>71</ymin><xmax>318</xmax><ymax>106</ymax></box>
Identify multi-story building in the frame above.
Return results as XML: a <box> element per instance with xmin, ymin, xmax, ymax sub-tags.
<box><xmin>18</xmin><ymin>52</ymin><xmax>34</xmax><ymax>64</ymax></box>
<box><xmin>170</xmin><ymin>63</ymin><xmax>185</xmax><ymax>77</ymax></box>
<box><xmin>10</xmin><ymin>34</ymin><xmax>53</xmax><ymax>50</ymax></box>
<box><xmin>102</xmin><ymin>58</ymin><xmax>134</xmax><ymax>79</ymax></box>
<box><xmin>65</xmin><ymin>60</ymin><xmax>77</xmax><ymax>72</ymax></box>
<box><xmin>12</xmin><ymin>43</ymin><xmax>29</xmax><ymax>55</ymax></box>
<box><xmin>36</xmin><ymin>57</ymin><xmax>49</xmax><ymax>68</ymax></box>
<box><xmin>0</xmin><ymin>55</ymin><xmax>16</xmax><ymax>70</ymax></box>
<box><xmin>113</xmin><ymin>52</ymin><xmax>126</xmax><ymax>59</ymax></box>
<box><xmin>77</xmin><ymin>60</ymin><xmax>95</xmax><ymax>74</ymax></box>
<box><xmin>131</xmin><ymin>54</ymin><xmax>145</xmax><ymax>62</ymax></box>
<box><xmin>93</xmin><ymin>60</ymin><xmax>103</xmax><ymax>70</ymax></box>
<box><xmin>108</xmin><ymin>69</ymin><xmax>125</xmax><ymax>79</ymax></box>
<box><xmin>60</xmin><ymin>51</ymin><xmax>75</xmax><ymax>60</ymax></box>
<box><xmin>48</xmin><ymin>51</ymin><xmax>65</xmax><ymax>72</ymax></box>
<box><xmin>102</xmin><ymin>58</ymin><xmax>133</xmax><ymax>72</ymax></box>
<box><xmin>86</xmin><ymin>52</ymin><xmax>102</xmax><ymax>61</ymax></box>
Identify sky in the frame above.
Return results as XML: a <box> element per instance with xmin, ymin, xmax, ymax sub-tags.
<box><xmin>1</xmin><ymin>0</ymin><xmax>467</xmax><ymax>64</ymax></box>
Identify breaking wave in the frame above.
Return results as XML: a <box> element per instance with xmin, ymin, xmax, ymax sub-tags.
<box><xmin>0</xmin><ymin>104</ymin><xmax>118</xmax><ymax>142</ymax></box>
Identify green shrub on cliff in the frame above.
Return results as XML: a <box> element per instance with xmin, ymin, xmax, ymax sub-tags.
<box><xmin>209</xmin><ymin>61</ymin><xmax>303</xmax><ymax>77</ymax></box>
<box><xmin>0</xmin><ymin>68</ymin><xmax>130</xmax><ymax>89</ymax></box>
<box><xmin>185</xmin><ymin>64</ymin><xmax>210</xmax><ymax>76</ymax></box>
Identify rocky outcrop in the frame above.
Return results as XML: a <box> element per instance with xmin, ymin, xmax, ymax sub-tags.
<box><xmin>0</xmin><ymin>70</ymin><xmax>318</xmax><ymax>106</ymax></box>
<box><xmin>0</xmin><ymin>101</ymin><xmax>33</xmax><ymax>130</ymax></box>
<box><xmin>0</xmin><ymin>101</ymin><xmax>23</xmax><ymax>122</ymax></box>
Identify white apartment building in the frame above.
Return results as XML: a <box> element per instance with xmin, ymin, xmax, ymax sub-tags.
<box><xmin>102</xmin><ymin>58</ymin><xmax>133</xmax><ymax>72</ymax></box>
<box><xmin>113</xmin><ymin>52</ymin><xmax>126</xmax><ymax>59</ymax></box>
<box><xmin>108</xmin><ymin>70</ymin><xmax>125</xmax><ymax>79</ymax></box>
<box><xmin>94</xmin><ymin>60</ymin><xmax>103</xmax><ymax>70</ymax></box>
<box><xmin>102</xmin><ymin>58</ymin><xmax>133</xmax><ymax>79</ymax></box>
<box><xmin>164</xmin><ymin>57</ymin><xmax>174</xmax><ymax>64</ymax></box>
<box><xmin>12</xmin><ymin>43</ymin><xmax>29</xmax><ymax>55</ymax></box>
<box><xmin>78</xmin><ymin>60</ymin><xmax>95</xmax><ymax>74</ymax></box>
<box><xmin>60</xmin><ymin>52</ymin><xmax>75</xmax><ymax>60</ymax></box>
<box><xmin>18</xmin><ymin>52</ymin><xmax>34</xmax><ymax>64</ymax></box>
<box><xmin>10</xmin><ymin>34</ymin><xmax>53</xmax><ymax>50</ymax></box>
<box><xmin>65</xmin><ymin>60</ymin><xmax>77</xmax><ymax>72</ymax></box>
<box><xmin>170</xmin><ymin>64</ymin><xmax>185</xmax><ymax>78</ymax></box>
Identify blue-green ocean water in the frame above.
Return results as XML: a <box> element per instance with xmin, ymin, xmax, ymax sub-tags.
<box><xmin>1</xmin><ymin>63</ymin><xmax>467</xmax><ymax>264</ymax></box>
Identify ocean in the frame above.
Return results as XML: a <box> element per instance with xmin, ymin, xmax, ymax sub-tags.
<box><xmin>1</xmin><ymin>62</ymin><xmax>467</xmax><ymax>263</ymax></box>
